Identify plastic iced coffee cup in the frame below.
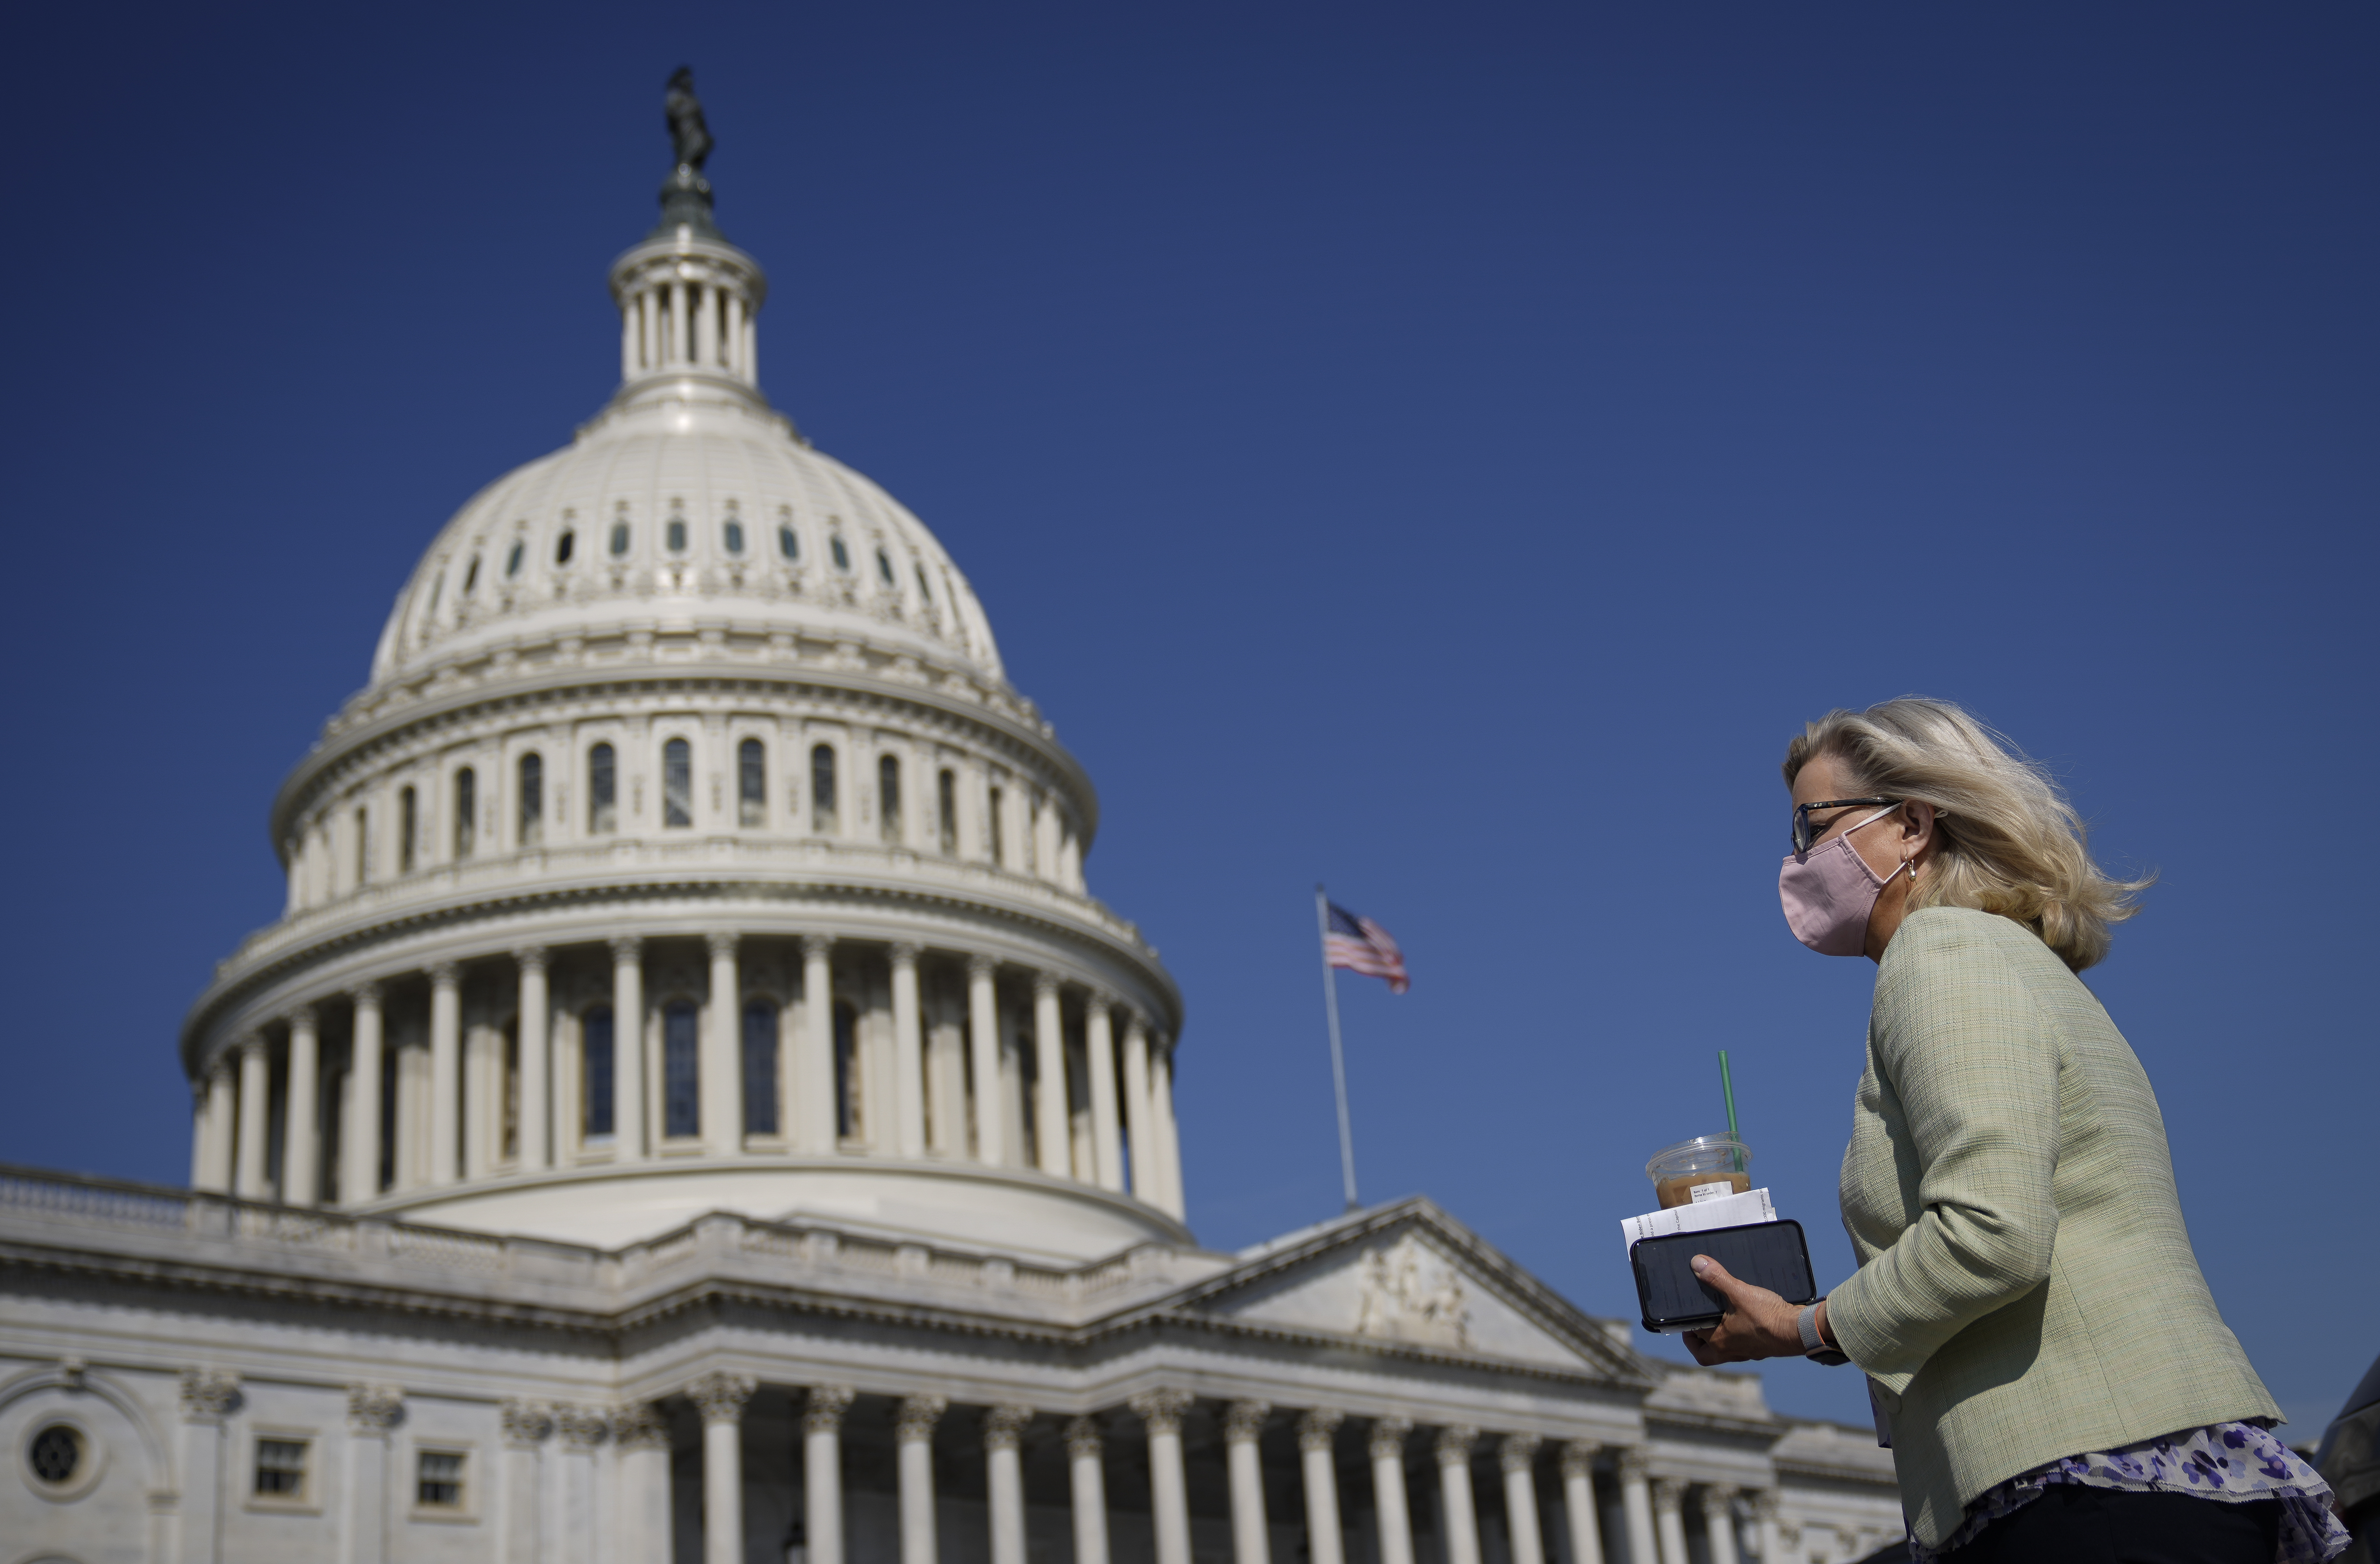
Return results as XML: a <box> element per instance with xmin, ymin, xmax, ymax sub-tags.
<box><xmin>1646</xmin><ymin>1135</ymin><xmax>1752</xmax><ymax>1210</ymax></box>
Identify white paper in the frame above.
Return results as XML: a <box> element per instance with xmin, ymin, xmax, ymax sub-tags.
<box><xmin>1620</xmin><ymin>1187</ymin><xmax>1776</xmax><ymax>1257</ymax></box>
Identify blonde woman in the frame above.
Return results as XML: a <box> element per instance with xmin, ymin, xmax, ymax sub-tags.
<box><xmin>1684</xmin><ymin>698</ymin><xmax>2346</xmax><ymax>1562</ymax></box>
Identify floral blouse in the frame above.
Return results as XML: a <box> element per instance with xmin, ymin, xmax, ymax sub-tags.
<box><xmin>1908</xmin><ymin>1421</ymin><xmax>2350</xmax><ymax>1562</ymax></box>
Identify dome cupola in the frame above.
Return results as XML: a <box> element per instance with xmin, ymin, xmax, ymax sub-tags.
<box><xmin>181</xmin><ymin>72</ymin><xmax>1184</xmax><ymax>1261</ymax></box>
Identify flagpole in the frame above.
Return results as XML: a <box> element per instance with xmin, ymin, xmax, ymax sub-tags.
<box><xmin>1315</xmin><ymin>884</ymin><xmax>1361</xmax><ymax>1212</ymax></box>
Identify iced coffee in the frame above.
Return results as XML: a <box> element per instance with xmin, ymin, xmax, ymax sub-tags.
<box><xmin>1646</xmin><ymin>1135</ymin><xmax>1753</xmax><ymax>1210</ymax></box>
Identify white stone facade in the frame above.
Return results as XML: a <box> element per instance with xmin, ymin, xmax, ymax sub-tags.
<box><xmin>0</xmin><ymin>121</ymin><xmax>1906</xmax><ymax>1564</ymax></box>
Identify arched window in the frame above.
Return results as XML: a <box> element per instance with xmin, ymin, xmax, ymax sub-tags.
<box><xmin>517</xmin><ymin>752</ymin><xmax>543</xmax><ymax>845</ymax></box>
<box><xmin>879</xmin><ymin>755</ymin><xmax>902</xmax><ymax>843</ymax></box>
<box><xmin>833</xmin><ymin>1001</ymin><xmax>861</xmax><ymax>1139</ymax></box>
<box><xmin>354</xmin><ymin>806</ymin><xmax>370</xmax><ymax>885</ymax></box>
<box><xmin>665</xmin><ymin>518</ymin><xmax>687</xmax><ymax>553</ymax></box>
<box><xmin>830</xmin><ymin>536</ymin><xmax>851</xmax><ymax>572</ymax></box>
<box><xmin>609</xmin><ymin>521</ymin><xmax>631</xmax><ymax>556</ymax></box>
<box><xmin>398</xmin><ymin>786</ymin><xmax>418</xmax><ymax>873</ymax></box>
<box><xmin>663</xmin><ymin>1000</ymin><xmax>700</xmax><ymax>1139</ymax></box>
<box><xmin>738</xmin><ymin>739</ymin><xmax>766</xmax><ymax>827</ymax></box>
<box><xmin>581</xmin><ymin>1007</ymin><xmax>615</xmax><ymax>1138</ymax></box>
<box><xmin>937</xmin><ymin>769</ymin><xmax>957</xmax><ymax>854</ymax></box>
<box><xmin>555</xmin><ymin>529</ymin><xmax>575</xmax><ymax>565</ymax></box>
<box><xmin>915</xmin><ymin>566</ymin><xmax>933</xmax><ymax>604</ymax></box>
<box><xmin>454</xmin><ymin>768</ymin><xmax>477</xmax><ymax>858</ymax></box>
<box><xmin>723</xmin><ymin>519</ymin><xmax>745</xmax><ymax>555</ymax></box>
<box><xmin>462</xmin><ymin>556</ymin><xmax>481</xmax><ymax>595</ymax></box>
<box><xmin>505</xmin><ymin>540</ymin><xmax>525</xmax><ymax>577</ymax></box>
<box><xmin>778</xmin><ymin>524</ymin><xmax>799</xmax><ymax>560</ymax></box>
<box><xmin>987</xmin><ymin>785</ymin><xmax>1005</xmax><ymax>866</ymax></box>
<box><xmin>743</xmin><ymin>999</ymin><xmax>779</xmax><ymax>1136</ymax></box>
<box><xmin>588</xmin><ymin>743</ymin><xmax>617</xmax><ymax>833</ymax></box>
<box><xmin>876</xmin><ymin>548</ymin><xmax>896</xmax><ymax>585</ymax></box>
<box><xmin>810</xmin><ymin>744</ymin><xmax>838</xmax><ymax>833</ymax></box>
<box><xmin>662</xmin><ymin>738</ymin><xmax>692</xmax><ymax>828</ymax></box>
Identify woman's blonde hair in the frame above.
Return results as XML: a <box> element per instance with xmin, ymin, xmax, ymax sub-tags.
<box><xmin>1781</xmin><ymin>697</ymin><xmax>2148</xmax><ymax>971</ymax></box>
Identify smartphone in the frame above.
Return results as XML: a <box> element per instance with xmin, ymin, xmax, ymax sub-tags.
<box><xmin>1629</xmin><ymin>1220</ymin><xmax>1817</xmax><ymax>1334</ymax></box>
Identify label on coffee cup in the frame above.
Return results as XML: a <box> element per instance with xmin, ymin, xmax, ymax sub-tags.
<box><xmin>1687</xmin><ymin>1181</ymin><xmax>1737</xmax><ymax>1204</ymax></box>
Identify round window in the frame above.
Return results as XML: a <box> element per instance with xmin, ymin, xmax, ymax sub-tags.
<box><xmin>28</xmin><ymin>1424</ymin><xmax>80</xmax><ymax>1485</ymax></box>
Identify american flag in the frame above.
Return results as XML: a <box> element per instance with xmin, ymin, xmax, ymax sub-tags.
<box><xmin>1325</xmin><ymin>902</ymin><xmax>1409</xmax><ymax>994</ymax></box>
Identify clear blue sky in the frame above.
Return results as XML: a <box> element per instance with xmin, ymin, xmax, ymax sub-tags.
<box><xmin>2</xmin><ymin>2</ymin><xmax>2372</xmax><ymax>1436</ymax></box>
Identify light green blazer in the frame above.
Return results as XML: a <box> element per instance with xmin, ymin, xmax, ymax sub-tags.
<box><xmin>1824</xmin><ymin>906</ymin><xmax>2277</xmax><ymax>1548</ymax></box>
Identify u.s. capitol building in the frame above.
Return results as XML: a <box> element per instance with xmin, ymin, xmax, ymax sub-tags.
<box><xmin>0</xmin><ymin>83</ymin><xmax>1904</xmax><ymax>1564</ymax></box>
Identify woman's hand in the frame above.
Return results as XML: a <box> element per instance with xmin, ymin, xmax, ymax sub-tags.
<box><xmin>1680</xmin><ymin>1255</ymin><xmax>1817</xmax><ymax>1365</ymax></box>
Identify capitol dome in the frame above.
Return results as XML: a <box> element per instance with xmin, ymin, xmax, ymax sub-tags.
<box><xmin>180</xmin><ymin>143</ymin><xmax>1186</xmax><ymax>1262</ymax></box>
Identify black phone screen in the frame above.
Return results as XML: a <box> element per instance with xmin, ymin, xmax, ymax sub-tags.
<box><xmin>1630</xmin><ymin>1220</ymin><xmax>1817</xmax><ymax>1333</ymax></box>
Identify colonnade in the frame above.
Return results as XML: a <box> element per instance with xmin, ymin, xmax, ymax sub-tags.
<box><xmin>187</xmin><ymin>933</ymin><xmax>1185</xmax><ymax>1220</ymax></box>
<box><xmin>663</xmin><ymin>1380</ymin><xmax>1779</xmax><ymax>1564</ymax></box>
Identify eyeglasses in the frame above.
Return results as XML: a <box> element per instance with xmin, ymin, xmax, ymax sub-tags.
<box><xmin>1792</xmin><ymin>797</ymin><xmax>1901</xmax><ymax>856</ymax></box>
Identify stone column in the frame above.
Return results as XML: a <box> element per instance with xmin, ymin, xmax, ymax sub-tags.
<box><xmin>1696</xmin><ymin>1486</ymin><xmax>1740</xmax><ymax>1564</ymax></box>
<box><xmin>1066</xmin><ymin>1416</ymin><xmax>1111</xmax><ymax>1564</ymax></box>
<box><xmin>178</xmin><ymin>1369</ymin><xmax>241</xmax><ymax>1564</ymax></box>
<box><xmin>344</xmin><ymin>1385</ymin><xmax>402</xmax><ymax>1564</ymax></box>
<box><xmin>1085</xmin><ymin>996</ymin><xmax>1123</xmax><ymax>1190</ymax></box>
<box><xmin>1032</xmin><ymin>974</ymin><xmax>1068</xmax><ymax>1175</ymax></box>
<box><xmin>1121</xmin><ymin>1013</ymin><xmax>1154</xmax><ymax>1199</ymax></box>
<box><xmin>1224</xmin><ymin>1400</ymin><xmax>1273</xmax><ymax>1564</ymax></box>
<box><xmin>614</xmin><ymin>1401</ymin><xmax>674</xmax><ymax>1564</ymax></box>
<box><xmin>1499</xmin><ymin>1435</ymin><xmax>1545</xmax><ymax>1564</ymax></box>
<box><xmin>895</xmin><ymin>1395</ymin><xmax>946</xmax><ymax>1564</ymax></box>
<box><xmin>553</xmin><ymin>1406</ymin><xmax>607</xmax><ymax>1564</ymax></box>
<box><xmin>805</xmin><ymin>1386</ymin><xmax>857</xmax><ymax>1564</ymax></box>
<box><xmin>1649</xmin><ymin>1478</ymin><xmax>1688</xmax><ymax>1564</ymax></box>
<box><xmin>1369</xmin><ymin>1418</ymin><xmax>1416</xmax><ymax>1564</ymax></box>
<box><xmin>1615</xmin><ymin>1448</ymin><xmax>1657</xmax><ymax>1564</ymax></box>
<box><xmin>802</xmin><ymin>936</ymin><xmax>838</xmax><ymax>1152</ymax></box>
<box><xmin>499</xmin><ymin>1400</ymin><xmax>554</xmax><ymax>1564</ymax></box>
<box><xmin>1131</xmin><ymin>1389</ymin><xmax>1195</xmax><ymax>1564</ymax></box>
<box><xmin>235</xmin><ymin>1036</ymin><xmax>272</xmax><ymax>1199</ymax></box>
<box><xmin>688</xmin><ymin>1371</ymin><xmax>756</xmax><ymax>1564</ymax></box>
<box><xmin>984</xmin><ymin>1404</ymin><xmax>1035</xmax><ymax>1564</ymax></box>
<box><xmin>428</xmin><ymin>962</ymin><xmax>462</xmax><ymax>1185</ymax></box>
<box><xmin>1436</xmin><ymin>1426</ymin><xmax>1483</xmax><ymax>1564</ymax></box>
<box><xmin>891</xmin><ymin>944</ymin><xmax>927</xmax><ymax>1158</ymax></box>
<box><xmin>199</xmin><ymin>1063</ymin><xmax>236</xmax><ymax>1192</ymax></box>
<box><xmin>516</xmin><ymin>948</ymin><xmax>551</xmax><ymax>1171</ymax></box>
<box><xmin>704</xmin><ymin>932</ymin><xmax>743</xmax><ymax>1154</ymax></box>
<box><xmin>284</xmin><ymin>1007</ymin><xmax>321</xmax><ymax>1206</ymax></box>
<box><xmin>344</xmin><ymin>984</ymin><xmax>384</xmax><ymax>1204</ymax></box>
<box><xmin>1557</xmin><ymin>1442</ymin><xmax>1605</xmax><ymax>1564</ymax></box>
<box><xmin>967</xmin><ymin>955</ymin><xmax>1005</xmax><ymax>1164</ymax></box>
<box><xmin>1297</xmin><ymin>1410</ymin><xmax>1346</xmax><ymax>1564</ymax></box>
<box><xmin>1151</xmin><ymin>1043</ymin><xmax>1185</xmax><ymax>1219</ymax></box>
<box><xmin>1749</xmin><ymin>1490</ymin><xmax>1782</xmax><ymax>1564</ymax></box>
<box><xmin>611</xmin><ymin>937</ymin><xmax>647</xmax><ymax>1162</ymax></box>
<box><xmin>189</xmin><ymin>1085</ymin><xmax>209</xmax><ymax>1189</ymax></box>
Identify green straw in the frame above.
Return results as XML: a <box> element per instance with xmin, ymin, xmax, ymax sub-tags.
<box><xmin>1718</xmin><ymin>1050</ymin><xmax>1740</xmax><ymax>1167</ymax></box>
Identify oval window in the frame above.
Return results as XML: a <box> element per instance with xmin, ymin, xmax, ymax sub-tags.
<box><xmin>28</xmin><ymin>1423</ymin><xmax>81</xmax><ymax>1485</ymax></box>
<box><xmin>506</xmin><ymin>541</ymin><xmax>525</xmax><ymax>576</ymax></box>
<box><xmin>778</xmin><ymin>525</ymin><xmax>799</xmax><ymax>560</ymax></box>
<box><xmin>724</xmin><ymin>520</ymin><xmax>745</xmax><ymax>554</ymax></box>
<box><xmin>610</xmin><ymin>523</ymin><xmax>630</xmax><ymax>556</ymax></box>
<box><xmin>555</xmin><ymin>529</ymin><xmax>575</xmax><ymax>564</ymax></box>
<box><xmin>876</xmin><ymin>548</ymin><xmax>896</xmax><ymax>585</ymax></box>
<box><xmin>830</xmin><ymin>536</ymin><xmax>850</xmax><ymax>571</ymax></box>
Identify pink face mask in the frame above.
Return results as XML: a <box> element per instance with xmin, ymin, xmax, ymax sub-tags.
<box><xmin>1779</xmin><ymin>805</ymin><xmax>1909</xmax><ymax>956</ymax></box>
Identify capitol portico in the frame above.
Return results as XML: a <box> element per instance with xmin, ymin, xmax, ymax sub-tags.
<box><xmin>0</xmin><ymin>76</ymin><xmax>1907</xmax><ymax>1564</ymax></box>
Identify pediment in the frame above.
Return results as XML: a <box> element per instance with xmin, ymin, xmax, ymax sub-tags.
<box><xmin>1180</xmin><ymin>1203</ymin><xmax>1642</xmax><ymax>1380</ymax></box>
